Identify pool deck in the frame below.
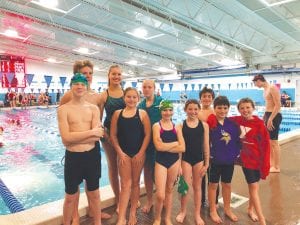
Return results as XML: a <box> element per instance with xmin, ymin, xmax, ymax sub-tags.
<box><xmin>1</xmin><ymin>130</ymin><xmax>300</xmax><ymax>225</ymax></box>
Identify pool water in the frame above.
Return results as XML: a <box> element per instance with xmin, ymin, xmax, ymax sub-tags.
<box><xmin>0</xmin><ymin>107</ymin><xmax>109</xmax><ymax>215</ymax></box>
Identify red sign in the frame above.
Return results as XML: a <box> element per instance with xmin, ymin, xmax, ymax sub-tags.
<box><xmin>1</xmin><ymin>55</ymin><xmax>26</xmax><ymax>88</ymax></box>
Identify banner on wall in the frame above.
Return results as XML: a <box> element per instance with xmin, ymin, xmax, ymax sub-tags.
<box><xmin>1</xmin><ymin>55</ymin><xmax>26</xmax><ymax>88</ymax></box>
<box><xmin>44</xmin><ymin>75</ymin><xmax>53</xmax><ymax>88</ymax></box>
<box><xmin>26</xmin><ymin>74</ymin><xmax>34</xmax><ymax>86</ymax></box>
<box><xmin>169</xmin><ymin>83</ymin><xmax>173</xmax><ymax>91</ymax></box>
<box><xmin>191</xmin><ymin>83</ymin><xmax>195</xmax><ymax>91</ymax></box>
<box><xmin>217</xmin><ymin>84</ymin><xmax>221</xmax><ymax>89</ymax></box>
<box><xmin>59</xmin><ymin>76</ymin><xmax>67</xmax><ymax>87</ymax></box>
<box><xmin>159</xmin><ymin>83</ymin><xmax>164</xmax><ymax>91</ymax></box>
<box><xmin>184</xmin><ymin>83</ymin><xmax>188</xmax><ymax>91</ymax></box>
<box><xmin>131</xmin><ymin>81</ymin><xmax>137</xmax><ymax>88</ymax></box>
<box><xmin>198</xmin><ymin>84</ymin><xmax>202</xmax><ymax>91</ymax></box>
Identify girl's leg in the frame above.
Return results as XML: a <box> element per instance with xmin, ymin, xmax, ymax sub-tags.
<box><xmin>164</xmin><ymin>160</ymin><xmax>180</xmax><ymax>225</ymax></box>
<box><xmin>142</xmin><ymin>161</ymin><xmax>154</xmax><ymax>213</ymax></box>
<box><xmin>208</xmin><ymin>182</ymin><xmax>222</xmax><ymax>223</ymax></box>
<box><xmin>176</xmin><ymin>161</ymin><xmax>192</xmax><ymax>223</ymax></box>
<box><xmin>63</xmin><ymin>191</ymin><xmax>79</xmax><ymax>225</ymax></box>
<box><xmin>101</xmin><ymin>139</ymin><xmax>120</xmax><ymax>209</ymax></box>
<box><xmin>153</xmin><ymin>163</ymin><xmax>168</xmax><ymax>225</ymax></box>
<box><xmin>192</xmin><ymin>162</ymin><xmax>205</xmax><ymax>225</ymax></box>
<box><xmin>248</xmin><ymin>183</ymin><xmax>266</xmax><ymax>225</ymax></box>
<box><xmin>116</xmin><ymin>156</ymin><xmax>132</xmax><ymax>225</ymax></box>
<box><xmin>221</xmin><ymin>182</ymin><xmax>238</xmax><ymax>222</ymax></box>
<box><xmin>128</xmin><ymin>156</ymin><xmax>145</xmax><ymax>225</ymax></box>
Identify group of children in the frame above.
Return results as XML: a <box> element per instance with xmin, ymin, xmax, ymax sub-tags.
<box><xmin>58</xmin><ymin>68</ymin><xmax>270</xmax><ymax>225</ymax></box>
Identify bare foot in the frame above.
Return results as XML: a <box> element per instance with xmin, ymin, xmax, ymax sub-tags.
<box><xmin>175</xmin><ymin>212</ymin><xmax>186</xmax><ymax>223</ymax></box>
<box><xmin>142</xmin><ymin>202</ymin><xmax>153</xmax><ymax>213</ymax></box>
<box><xmin>247</xmin><ymin>210</ymin><xmax>258</xmax><ymax>222</ymax></box>
<box><xmin>210</xmin><ymin>211</ymin><xmax>222</xmax><ymax>224</ymax></box>
<box><xmin>101</xmin><ymin>212</ymin><xmax>112</xmax><ymax>219</ymax></box>
<box><xmin>224</xmin><ymin>210</ymin><xmax>238</xmax><ymax>222</ymax></box>
<box><xmin>165</xmin><ymin>218</ymin><xmax>173</xmax><ymax>225</ymax></box>
<box><xmin>153</xmin><ymin>219</ymin><xmax>161</xmax><ymax>225</ymax></box>
<box><xmin>195</xmin><ymin>214</ymin><xmax>205</xmax><ymax>225</ymax></box>
<box><xmin>71</xmin><ymin>217</ymin><xmax>80</xmax><ymax>225</ymax></box>
<box><xmin>116</xmin><ymin>204</ymin><xmax>119</xmax><ymax>214</ymax></box>
<box><xmin>116</xmin><ymin>219</ymin><xmax>126</xmax><ymax>225</ymax></box>
<box><xmin>270</xmin><ymin>167</ymin><xmax>280</xmax><ymax>173</ymax></box>
<box><xmin>128</xmin><ymin>213</ymin><xmax>137</xmax><ymax>225</ymax></box>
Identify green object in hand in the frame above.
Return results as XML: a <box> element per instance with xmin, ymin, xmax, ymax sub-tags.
<box><xmin>177</xmin><ymin>175</ymin><xmax>188</xmax><ymax>196</ymax></box>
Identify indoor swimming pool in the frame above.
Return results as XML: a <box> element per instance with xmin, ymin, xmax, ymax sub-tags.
<box><xmin>0</xmin><ymin>105</ymin><xmax>299</xmax><ymax>215</ymax></box>
<box><xmin>0</xmin><ymin>107</ymin><xmax>109</xmax><ymax>215</ymax></box>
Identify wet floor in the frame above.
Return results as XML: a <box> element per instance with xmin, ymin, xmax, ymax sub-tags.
<box><xmin>81</xmin><ymin>139</ymin><xmax>300</xmax><ymax>225</ymax></box>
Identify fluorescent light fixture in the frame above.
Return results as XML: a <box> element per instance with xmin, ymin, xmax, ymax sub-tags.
<box><xmin>73</xmin><ymin>47</ymin><xmax>99</xmax><ymax>55</ymax></box>
<box><xmin>126</xmin><ymin>28</ymin><xmax>164</xmax><ymax>40</ymax></box>
<box><xmin>184</xmin><ymin>48</ymin><xmax>202</xmax><ymax>57</ymax></box>
<box><xmin>0</xmin><ymin>29</ymin><xmax>28</xmax><ymax>40</ymax></box>
<box><xmin>259</xmin><ymin>0</ymin><xmax>297</xmax><ymax>6</ymax></box>
<box><xmin>155</xmin><ymin>67</ymin><xmax>175</xmax><ymax>73</ymax></box>
<box><xmin>125</xmin><ymin>60</ymin><xmax>147</xmax><ymax>66</ymax></box>
<box><xmin>31</xmin><ymin>0</ymin><xmax>81</xmax><ymax>14</ymax></box>
<box><xmin>44</xmin><ymin>58</ymin><xmax>63</xmax><ymax>63</ymax></box>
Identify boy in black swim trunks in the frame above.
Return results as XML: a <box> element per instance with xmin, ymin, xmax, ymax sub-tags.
<box><xmin>57</xmin><ymin>73</ymin><xmax>104</xmax><ymax>225</ymax></box>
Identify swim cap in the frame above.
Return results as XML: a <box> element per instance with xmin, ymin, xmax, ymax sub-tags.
<box><xmin>177</xmin><ymin>175</ymin><xmax>189</xmax><ymax>196</ymax></box>
<box><xmin>159</xmin><ymin>100</ymin><xmax>173</xmax><ymax>111</ymax></box>
<box><xmin>70</xmin><ymin>73</ymin><xmax>88</xmax><ymax>87</ymax></box>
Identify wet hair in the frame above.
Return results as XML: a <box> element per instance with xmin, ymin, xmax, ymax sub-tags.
<box><xmin>0</xmin><ymin>126</ymin><xmax>3</xmax><ymax>132</ymax></box>
<box><xmin>252</xmin><ymin>74</ymin><xmax>266</xmax><ymax>82</ymax></box>
<box><xmin>107</xmin><ymin>64</ymin><xmax>121</xmax><ymax>86</ymax></box>
<box><xmin>184</xmin><ymin>99</ymin><xmax>200</xmax><ymax>110</ymax></box>
<box><xmin>123</xmin><ymin>87</ymin><xmax>140</xmax><ymax>98</ymax></box>
<box><xmin>73</xmin><ymin>60</ymin><xmax>93</xmax><ymax>74</ymax></box>
<box><xmin>237</xmin><ymin>98</ymin><xmax>255</xmax><ymax>110</ymax></box>
<box><xmin>199</xmin><ymin>86</ymin><xmax>215</xmax><ymax>99</ymax></box>
<box><xmin>213</xmin><ymin>96</ymin><xmax>230</xmax><ymax>108</ymax></box>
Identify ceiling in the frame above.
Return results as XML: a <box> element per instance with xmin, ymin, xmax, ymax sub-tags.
<box><xmin>1</xmin><ymin>0</ymin><xmax>300</xmax><ymax>80</ymax></box>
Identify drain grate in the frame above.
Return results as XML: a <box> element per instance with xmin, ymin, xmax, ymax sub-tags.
<box><xmin>218</xmin><ymin>192</ymin><xmax>249</xmax><ymax>208</ymax></box>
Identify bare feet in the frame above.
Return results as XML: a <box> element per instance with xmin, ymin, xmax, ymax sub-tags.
<box><xmin>210</xmin><ymin>211</ymin><xmax>222</xmax><ymax>224</ymax></box>
<box><xmin>195</xmin><ymin>214</ymin><xmax>205</xmax><ymax>225</ymax></box>
<box><xmin>270</xmin><ymin>167</ymin><xmax>280</xmax><ymax>173</ymax></box>
<box><xmin>142</xmin><ymin>202</ymin><xmax>153</xmax><ymax>213</ymax></box>
<box><xmin>175</xmin><ymin>212</ymin><xmax>186</xmax><ymax>223</ymax></box>
<box><xmin>153</xmin><ymin>219</ymin><xmax>161</xmax><ymax>225</ymax></box>
<box><xmin>224</xmin><ymin>209</ymin><xmax>238</xmax><ymax>222</ymax></box>
<box><xmin>165</xmin><ymin>218</ymin><xmax>173</xmax><ymax>225</ymax></box>
<box><xmin>247</xmin><ymin>210</ymin><xmax>258</xmax><ymax>222</ymax></box>
<box><xmin>116</xmin><ymin>204</ymin><xmax>119</xmax><ymax>214</ymax></box>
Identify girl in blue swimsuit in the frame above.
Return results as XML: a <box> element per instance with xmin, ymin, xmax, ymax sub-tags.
<box><xmin>152</xmin><ymin>100</ymin><xmax>185</xmax><ymax>225</ymax></box>
<box><xmin>110</xmin><ymin>87</ymin><xmax>151</xmax><ymax>225</ymax></box>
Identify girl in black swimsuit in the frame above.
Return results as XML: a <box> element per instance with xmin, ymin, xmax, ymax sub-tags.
<box><xmin>110</xmin><ymin>87</ymin><xmax>151</xmax><ymax>225</ymax></box>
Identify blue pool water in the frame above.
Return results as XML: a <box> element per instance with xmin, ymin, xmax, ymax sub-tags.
<box><xmin>0</xmin><ymin>105</ymin><xmax>299</xmax><ymax>215</ymax></box>
<box><xmin>0</xmin><ymin>107</ymin><xmax>109</xmax><ymax>215</ymax></box>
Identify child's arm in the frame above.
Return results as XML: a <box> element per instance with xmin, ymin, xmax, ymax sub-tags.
<box><xmin>152</xmin><ymin>123</ymin><xmax>178</xmax><ymax>151</ymax></box>
<box><xmin>109</xmin><ymin>110</ymin><xmax>125</xmax><ymax>157</ymax></box>
<box><xmin>202</xmin><ymin>121</ymin><xmax>210</xmax><ymax>169</ymax></box>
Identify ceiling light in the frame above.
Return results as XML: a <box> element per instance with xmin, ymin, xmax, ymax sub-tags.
<box><xmin>94</xmin><ymin>66</ymin><xmax>106</xmax><ymax>72</ymax></box>
<box><xmin>73</xmin><ymin>48</ymin><xmax>99</xmax><ymax>55</ymax></box>
<box><xmin>39</xmin><ymin>0</ymin><xmax>58</xmax><ymax>8</ymax></box>
<box><xmin>184</xmin><ymin>48</ymin><xmax>202</xmax><ymax>57</ymax></box>
<box><xmin>132</xmin><ymin>28</ymin><xmax>148</xmax><ymax>38</ymax></box>
<box><xmin>4</xmin><ymin>29</ymin><xmax>18</xmax><ymax>38</ymax></box>
<box><xmin>155</xmin><ymin>67</ymin><xmax>175</xmax><ymax>73</ymax></box>
<box><xmin>259</xmin><ymin>0</ymin><xmax>296</xmax><ymax>7</ymax></box>
<box><xmin>126</xmin><ymin>60</ymin><xmax>138</xmax><ymax>65</ymax></box>
<box><xmin>44</xmin><ymin>58</ymin><xmax>62</xmax><ymax>63</ymax></box>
